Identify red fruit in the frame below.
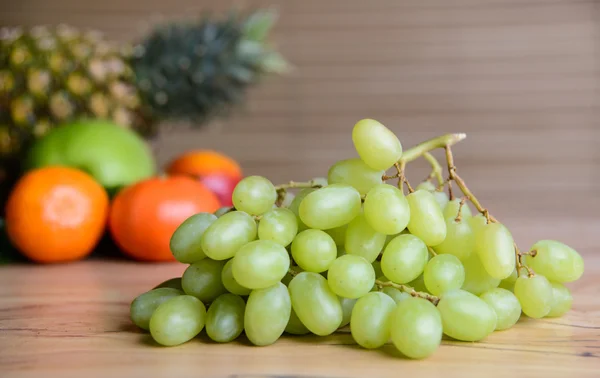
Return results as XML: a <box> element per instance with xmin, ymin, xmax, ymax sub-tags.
<box><xmin>166</xmin><ymin>150</ymin><xmax>242</xmax><ymax>206</ymax></box>
<box><xmin>199</xmin><ymin>173</ymin><xmax>241</xmax><ymax>207</ymax></box>
<box><xmin>108</xmin><ymin>176</ymin><xmax>221</xmax><ymax>262</ymax></box>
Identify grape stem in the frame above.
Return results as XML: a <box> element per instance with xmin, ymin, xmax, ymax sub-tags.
<box><xmin>394</xmin><ymin>162</ymin><xmax>415</xmax><ymax>194</ymax></box>
<box><xmin>454</xmin><ymin>196</ymin><xmax>469</xmax><ymax>222</ymax></box>
<box><xmin>404</xmin><ymin>177</ymin><xmax>415</xmax><ymax>193</ymax></box>
<box><xmin>275</xmin><ymin>180</ymin><xmax>323</xmax><ymax>206</ymax></box>
<box><xmin>423</xmin><ymin>152</ymin><xmax>444</xmax><ymax>186</ymax></box>
<box><xmin>515</xmin><ymin>244</ymin><xmax>536</xmax><ymax>278</ymax></box>
<box><xmin>275</xmin><ymin>180</ymin><xmax>323</xmax><ymax>191</ymax></box>
<box><xmin>428</xmin><ymin>247</ymin><xmax>438</xmax><ymax>257</ymax></box>
<box><xmin>444</xmin><ymin>145</ymin><xmax>498</xmax><ymax>224</ymax></box>
<box><xmin>399</xmin><ymin>133</ymin><xmax>467</xmax><ymax>164</ymax></box>
<box><xmin>382</xmin><ymin>173</ymin><xmax>401</xmax><ymax>181</ymax></box>
<box><xmin>375</xmin><ymin>280</ymin><xmax>440</xmax><ymax>306</ymax></box>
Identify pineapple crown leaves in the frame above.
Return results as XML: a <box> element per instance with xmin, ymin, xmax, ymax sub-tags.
<box><xmin>128</xmin><ymin>8</ymin><xmax>291</xmax><ymax>125</ymax></box>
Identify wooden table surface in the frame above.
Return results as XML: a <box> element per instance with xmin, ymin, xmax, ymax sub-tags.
<box><xmin>0</xmin><ymin>231</ymin><xmax>598</xmax><ymax>378</ymax></box>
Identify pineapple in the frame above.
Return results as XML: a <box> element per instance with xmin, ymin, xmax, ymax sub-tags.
<box><xmin>0</xmin><ymin>25</ymin><xmax>144</xmax><ymax>158</ymax></box>
<box><xmin>130</xmin><ymin>10</ymin><xmax>289</xmax><ymax>125</ymax></box>
<box><xmin>0</xmin><ymin>9</ymin><xmax>289</xmax><ymax>208</ymax></box>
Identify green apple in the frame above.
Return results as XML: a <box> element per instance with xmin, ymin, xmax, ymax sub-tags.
<box><xmin>24</xmin><ymin>119</ymin><xmax>156</xmax><ymax>194</ymax></box>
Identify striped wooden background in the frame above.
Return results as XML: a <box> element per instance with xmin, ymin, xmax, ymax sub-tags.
<box><xmin>2</xmin><ymin>0</ymin><xmax>599</xmax><ymax>248</ymax></box>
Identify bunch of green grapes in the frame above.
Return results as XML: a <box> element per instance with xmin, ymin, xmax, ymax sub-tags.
<box><xmin>129</xmin><ymin>119</ymin><xmax>585</xmax><ymax>359</ymax></box>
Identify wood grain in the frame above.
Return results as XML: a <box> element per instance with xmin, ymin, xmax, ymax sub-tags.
<box><xmin>1</xmin><ymin>1</ymin><xmax>598</xmax><ymax>220</ymax></box>
<box><xmin>0</xmin><ymin>233</ymin><xmax>598</xmax><ymax>378</ymax></box>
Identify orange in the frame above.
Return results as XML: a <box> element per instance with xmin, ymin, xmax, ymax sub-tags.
<box><xmin>166</xmin><ymin>150</ymin><xmax>242</xmax><ymax>180</ymax></box>
<box><xmin>5</xmin><ymin>167</ymin><xmax>109</xmax><ymax>263</ymax></box>
<box><xmin>108</xmin><ymin>175</ymin><xmax>221</xmax><ymax>262</ymax></box>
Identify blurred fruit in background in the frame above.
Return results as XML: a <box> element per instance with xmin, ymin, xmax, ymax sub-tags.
<box><xmin>4</xmin><ymin>166</ymin><xmax>109</xmax><ymax>263</ymax></box>
<box><xmin>23</xmin><ymin>119</ymin><xmax>156</xmax><ymax>195</ymax></box>
<box><xmin>108</xmin><ymin>175</ymin><xmax>221</xmax><ymax>262</ymax></box>
<box><xmin>166</xmin><ymin>150</ymin><xmax>242</xmax><ymax>207</ymax></box>
<box><xmin>0</xmin><ymin>8</ymin><xmax>289</xmax><ymax>211</ymax></box>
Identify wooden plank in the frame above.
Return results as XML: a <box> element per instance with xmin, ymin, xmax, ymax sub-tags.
<box><xmin>0</xmin><ymin>248</ymin><xmax>598</xmax><ymax>378</ymax></box>
<box><xmin>0</xmin><ymin>0</ymin><xmax>597</xmax><ymax>234</ymax></box>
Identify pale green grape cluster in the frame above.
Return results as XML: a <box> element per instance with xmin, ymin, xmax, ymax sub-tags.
<box><xmin>130</xmin><ymin>118</ymin><xmax>584</xmax><ymax>361</ymax></box>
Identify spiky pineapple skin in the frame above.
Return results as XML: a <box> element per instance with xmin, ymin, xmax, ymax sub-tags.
<box><xmin>0</xmin><ymin>25</ymin><xmax>151</xmax><ymax>162</ymax></box>
<box><xmin>129</xmin><ymin>9</ymin><xmax>289</xmax><ymax>125</ymax></box>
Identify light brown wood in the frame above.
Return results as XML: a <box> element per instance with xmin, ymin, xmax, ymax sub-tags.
<box><xmin>1</xmin><ymin>1</ymin><xmax>598</xmax><ymax>218</ymax></box>
<box><xmin>0</xmin><ymin>229</ymin><xmax>598</xmax><ymax>378</ymax></box>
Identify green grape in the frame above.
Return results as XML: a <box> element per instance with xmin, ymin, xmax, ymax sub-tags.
<box><xmin>288</xmin><ymin>272</ymin><xmax>343</xmax><ymax>336</ymax></box>
<box><xmin>432</xmin><ymin>217</ymin><xmax>474</xmax><ymax>261</ymax></box>
<box><xmin>339</xmin><ymin>297</ymin><xmax>358</xmax><ymax>327</ymax></box>
<box><xmin>291</xmin><ymin>229</ymin><xmax>337</xmax><ymax>273</ymax></box>
<box><xmin>214</xmin><ymin>207</ymin><xmax>233</xmax><ymax>217</ymax></box>
<box><xmin>381</xmin><ymin>287</ymin><xmax>411</xmax><ymax>303</ymax></box>
<box><xmin>130</xmin><ymin>287</ymin><xmax>183</xmax><ymax>330</ymax></box>
<box><xmin>258</xmin><ymin>208</ymin><xmax>298</xmax><ymax>247</ymax></box>
<box><xmin>170</xmin><ymin>212</ymin><xmax>217</xmax><ymax>264</ymax></box>
<box><xmin>423</xmin><ymin>254</ymin><xmax>465</xmax><ymax>296</ymax></box>
<box><xmin>288</xmin><ymin>188</ymin><xmax>316</xmax><ymax>232</ymax></box>
<box><xmin>285</xmin><ymin>308</ymin><xmax>310</xmax><ymax>335</ymax></box>
<box><xmin>474</xmin><ymin>222</ymin><xmax>515</xmax><ymax>280</ymax></box>
<box><xmin>350</xmin><ymin>292</ymin><xmax>396</xmax><ymax>349</ymax></box>
<box><xmin>479</xmin><ymin>288</ymin><xmax>522</xmax><ymax>331</ymax></box>
<box><xmin>344</xmin><ymin>214</ymin><xmax>386</xmax><ymax>263</ymax></box>
<box><xmin>327</xmin><ymin>158</ymin><xmax>384</xmax><ymax>195</ymax></box>
<box><xmin>432</xmin><ymin>190</ymin><xmax>449</xmax><ymax>210</ymax></box>
<box><xmin>437</xmin><ymin>289</ymin><xmax>497</xmax><ymax>342</ymax></box>
<box><xmin>547</xmin><ymin>282</ymin><xmax>572</xmax><ymax>318</ymax></box>
<box><xmin>327</xmin><ymin>255</ymin><xmax>375</xmax><ymax>298</ymax></box>
<box><xmin>498</xmin><ymin>267</ymin><xmax>528</xmax><ymax>292</ymax></box>
<box><xmin>325</xmin><ymin>224</ymin><xmax>348</xmax><ymax>247</ymax></box>
<box><xmin>200</xmin><ymin>211</ymin><xmax>257</xmax><ymax>260</ymax></box>
<box><xmin>468</xmin><ymin>213</ymin><xmax>488</xmax><ymax>235</ymax></box>
<box><xmin>415</xmin><ymin>181</ymin><xmax>436</xmax><ymax>191</ymax></box>
<box><xmin>149</xmin><ymin>295</ymin><xmax>206</xmax><ymax>346</ymax></box>
<box><xmin>514</xmin><ymin>275</ymin><xmax>553</xmax><ymax>318</ymax></box>
<box><xmin>390</xmin><ymin>297</ymin><xmax>442</xmax><ymax>359</ymax></box>
<box><xmin>153</xmin><ymin>277</ymin><xmax>183</xmax><ymax>291</ymax></box>
<box><xmin>232</xmin><ymin>175</ymin><xmax>277</xmax><ymax>216</ymax></box>
<box><xmin>407</xmin><ymin>274</ymin><xmax>429</xmax><ymax>293</ymax></box>
<box><xmin>182</xmin><ymin>259</ymin><xmax>227</xmax><ymax>303</ymax></box>
<box><xmin>381</xmin><ymin>234</ymin><xmax>428</xmax><ymax>284</ymax></box>
<box><xmin>298</xmin><ymin>184</ymin><xmax>361</xmax><ymax>230</ymax></box>
<box><xmin>232</xmin><ymin>240</ymin><xmax>290</xmax><ymax>290</ymax></box>
<box><xmin>416</xmin><ymin>182</ymin><xmax>450</xmax><ymax>209</ymax></box>
<box><xmin>244</xmin><ymin>282</ymin><xmax>291</xmax><ymax>346</ymax></box>
<box><xmin>352</xmin><ymin>118</ymin><xmax>403</xmax><ymax>170</ymax></box>
<box><xmin>443</xmin><ymin>199</ymin><xmax>472</xmax><ymax>220</ymax></box>
<box><xmin>461</xmin><ymin>251</ymin><xmax>501</xmax><ymax>295</ymax></box>
<box><xmin>280</xmin><ymin>191</ymin><xmax>296</xmax><ymax>208</ymax></box>
<box><xmin>406</xmin><ymin>189</ymin><xmax>447</xmax><ymax>246</ymax></box>
<box><xmin>205</xmin><ymin>293</ymin><xmax>246</xmax><ymax>343</ymax></box>
<box><xmin>363</xmin><ymin>184</ymin><xmax>410</xmax><ymax>235</ymax></box>
<box><xmin>221</xmin><ymin>259</ymin><xmax>251</xmax><ymax>296</ymax></box>
<box><xmin>372</xmin><ymin>261</ymin><xmax>383</xmax><ymax>278</ymax></box>
<box><xmin>524</xmin><ymin>240</ymin><xmax>584</xmax><ymax>283</ymax></box>
<box><xmin>498</xmin><ymin>268</ymin><xmax>518</xmax><ymax>291</ymax></box>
